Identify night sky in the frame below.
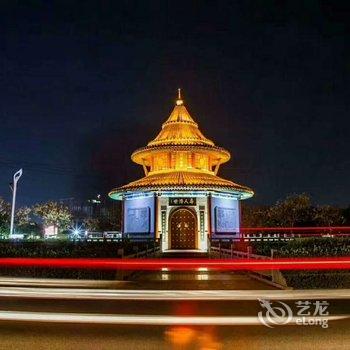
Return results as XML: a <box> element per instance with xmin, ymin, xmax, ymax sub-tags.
<box><xmin>0</xmin><ymin>1</ymin><xmax>349</xmax><ymax>207</ymax></box>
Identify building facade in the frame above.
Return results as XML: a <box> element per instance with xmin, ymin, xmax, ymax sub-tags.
<box><xmin>109</xmin><ymin>91</ymin><xmax>253</xmax><ymax>252</ymax></box>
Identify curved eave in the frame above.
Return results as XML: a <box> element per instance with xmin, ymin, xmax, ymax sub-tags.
<box><xmin>109</xmin><ymin>182</ymin><xmax>254</xmax><ymax>201</ymax></box>
<box><xmin>131</xmin><ymin>144</ymin><xmax>231</xmax><ymax>166</ymax></box>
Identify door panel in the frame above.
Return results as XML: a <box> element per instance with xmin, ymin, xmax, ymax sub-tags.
<box><xmin>170</xmin><ymin>208</ymin><xmax>196</xmax><ymax>249</ymax></box>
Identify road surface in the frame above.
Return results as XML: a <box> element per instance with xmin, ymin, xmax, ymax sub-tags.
<box><xmin>0</xmin><ymin>270</ymin><xmax>349</xmax><ymax>349</ymax></box>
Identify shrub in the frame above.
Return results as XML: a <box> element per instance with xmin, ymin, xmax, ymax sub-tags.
<box><xmin>252</xmin><ymin>237</ymin><xmax>350</xmax><ymax>289</ymax></box>
<box><xmin>283</xmin><ymin>271</ymin><xmax>350</xmax><ymax>289</ymax></box>
<box><xmin>276</xmin><ymin>237</ymin><xmax>350</xmax><ymax>258</ymax></box>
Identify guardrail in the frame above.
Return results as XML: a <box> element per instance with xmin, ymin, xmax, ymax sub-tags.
<box><xmin>209</xmin><ymin>244</ymin><xmax>288</xmax><ymax>288</ymax></box>
<box><xmin>124</xmin><ymin>245</ymin><xmax>161</xmax><ymax>258</ymax></box>
<box><xmin>210</xmin><ymin>227</ymin><xmax>350</xmax><ymax>243</ymax></box>
<box><xmin>242</xmin><ymin>227</ymin><xmax>350</xmax><ymax>242</ymax></box>
<box><xmin>210</xmin><ymin>246</ymin><xmax>267</xmax><ymax>260</ymax></box>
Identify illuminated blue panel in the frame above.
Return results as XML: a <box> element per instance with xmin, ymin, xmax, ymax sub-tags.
<box><xmin>211</xmin><ymin>196</ymin><xmax>240</xmax><ymax>238</ymax></box>
<box><xmin>126</xmin><ymin>207</ymin><xmax>150</xmax><ymax>233</ymax></box>
<box><xmin>124</xmin><ymin>196</ymin><xmax>155</xmax><ymax>238</ymax></box>
<box><xmin>215</xmin><ymin>207</ymin><xmax>236</xmax><ymax>232</ymax></box>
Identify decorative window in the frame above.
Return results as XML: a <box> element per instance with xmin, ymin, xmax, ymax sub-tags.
<box><xmin>154</xmin><ymin>153</ymin><xmax>168</xmax><ymax>171</ymax></box>
<box><xmin>175</xmin><ymin>152</ymin><xmax>187</xmax><ymax>169</ymax></box>
<box><xmin>194</xmin><ymin>153</ymin><xmax>208</xmax><ymax>171</ymax></box>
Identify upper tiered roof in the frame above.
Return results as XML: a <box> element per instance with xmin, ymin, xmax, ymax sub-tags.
<box><xmin>148</xmin><ymin>89</ymin><xmax>214</xmax><ymax>147</ymax></box>
<box><xmin>131</xmin><ymin>90</ymin><xmax>230</xmax><ymax>166</ymax></box>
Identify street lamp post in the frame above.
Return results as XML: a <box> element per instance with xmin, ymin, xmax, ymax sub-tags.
<box><xmin>9</xmin><ymin>169</ymin><xmax>23</xmax><ymax>238</ymax></box>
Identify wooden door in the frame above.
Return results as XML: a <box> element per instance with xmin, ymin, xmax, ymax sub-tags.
<box><xmin>170</xmin><ymin>208</ymin><xmax>196</xmax><ymax>249</ymax></box>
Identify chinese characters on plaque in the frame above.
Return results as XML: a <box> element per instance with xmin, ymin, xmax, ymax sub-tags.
<box><xmin>169</xmin><ymin>197</ymin><xmax>197</xmax><ymax>206</ymax></box>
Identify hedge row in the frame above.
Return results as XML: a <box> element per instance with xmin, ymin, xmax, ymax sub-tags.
<box><xmin>0</xmin><ymin>241</ymin><xmax>156</xmax><ymax>279</ymax></box>
<box><xmin>0</xmin><ymin>267</ymin><xmax>116</xmax><ymax>280</ymax></box>
<box><xmin>282</xmin><ymin>271</ymin><xmax>350</xmax><ymax>289</ymax></box>
<box><xmin>251</xmin><ymin>237</ymin><xmax>350</xmax><ymax>258</ymax></box>
<box><xmin>0</xmin><ymin>241</ymin><xmax>153</xmax><ymax>258</ymax></box>
<box><xmin>276</xmin><ymin>237</ymin><xmax>350</xmax><ymax>257</ymax></box>
<box><xmin>251</xmin><ymin>238</ymin><xmax>350</xmax><ymax>289</ymax></box>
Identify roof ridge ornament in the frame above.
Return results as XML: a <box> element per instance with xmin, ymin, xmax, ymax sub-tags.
<box><xmin>176</xmin><ymin>88</ymin><xmax>184</xmax><ymax>106</ymax></box>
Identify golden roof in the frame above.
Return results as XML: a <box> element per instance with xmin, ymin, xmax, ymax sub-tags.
<box><xmin>131</xmin><ymin>90</ymin><xmax>230</xmax><ymax>166</ymax></box>
<box><xmin>109</xmin><ymin>171</ymin><xmax>254</xmax><ymax>200</ymax></box>
<box><xmin>148</xmin><ymin>103</ymin><xmax>214</xmax><ymax>147</ymax></box>
<box><xmin>109</xmin><ymin>90</ymin><xmax>254</xmax><ymax>200</ymax></box>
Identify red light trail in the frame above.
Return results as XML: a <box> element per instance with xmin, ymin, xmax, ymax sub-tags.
<box><xmin>0</xmin><ymin>257</ymin><xmax>349</xmax><ymax>271</ymax></box>
<box><xmin>239</xmin><ymin>227</ymin><xmax>350</xmax><ymax>237</ymax></box>
<box><xmin>240</xmin><ymin>226</ymin><xmax>350</xmax><ymax>232</ymax></box>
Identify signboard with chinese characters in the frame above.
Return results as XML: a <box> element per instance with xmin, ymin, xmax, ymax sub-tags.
<box><xmin>169</xmin><ymin>197</ymin><xmax>196</xmax><ymax>206</ymax></box>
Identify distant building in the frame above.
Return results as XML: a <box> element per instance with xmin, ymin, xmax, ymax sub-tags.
<box><xmin>109</xmin><ymin>91</ymin><xmax>253</xmax><ymax>252</ymax></box>
<box><xmin>59</xmin><ymin>195</ymin><xmax>120</xmax><ymax>224</ymax></box>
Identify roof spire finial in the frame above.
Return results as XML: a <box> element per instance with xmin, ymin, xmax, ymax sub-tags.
<box><xmin>176</xmin><ymin>88</ymin><xmax>183</xmax><ymax>106</ymax></box>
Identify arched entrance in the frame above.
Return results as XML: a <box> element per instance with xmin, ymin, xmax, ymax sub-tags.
<box><xmin>170</xmin><ymin>208</ymin><xmax>197</xmax><ymax>249</ymax></box>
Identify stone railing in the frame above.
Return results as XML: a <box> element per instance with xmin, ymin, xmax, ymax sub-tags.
<box><xmin>210</xmin><ymin>244</ymin><xmax>289</xmax><ymax>289</ymax></box>
<box><xmin>123</xmin><ymin>244</ymin><xmax>161</xmax><ymax>258</ymax></box>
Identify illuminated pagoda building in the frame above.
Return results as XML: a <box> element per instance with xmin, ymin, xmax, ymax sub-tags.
<box><xmin>109</xmin><ymin>90</ymin><xmax>253</xmax><ymax>252</ymax></box>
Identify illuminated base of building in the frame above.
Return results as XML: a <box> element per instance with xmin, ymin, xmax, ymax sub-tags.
<box><xmin>122</xmin><ymin>190</ymin><xmax>241</xmax><ymax>253</ymax></box>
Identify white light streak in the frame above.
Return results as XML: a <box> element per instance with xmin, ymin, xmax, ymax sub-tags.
<box><xmin>0</xmin><ymin>287</ymin><xmax>350</xmax><ymax>301</ymax></box>
<box><xmin>0</xmin><ymin>311</ymin><xmax>347</xmax><ymax>326</ymax></box>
